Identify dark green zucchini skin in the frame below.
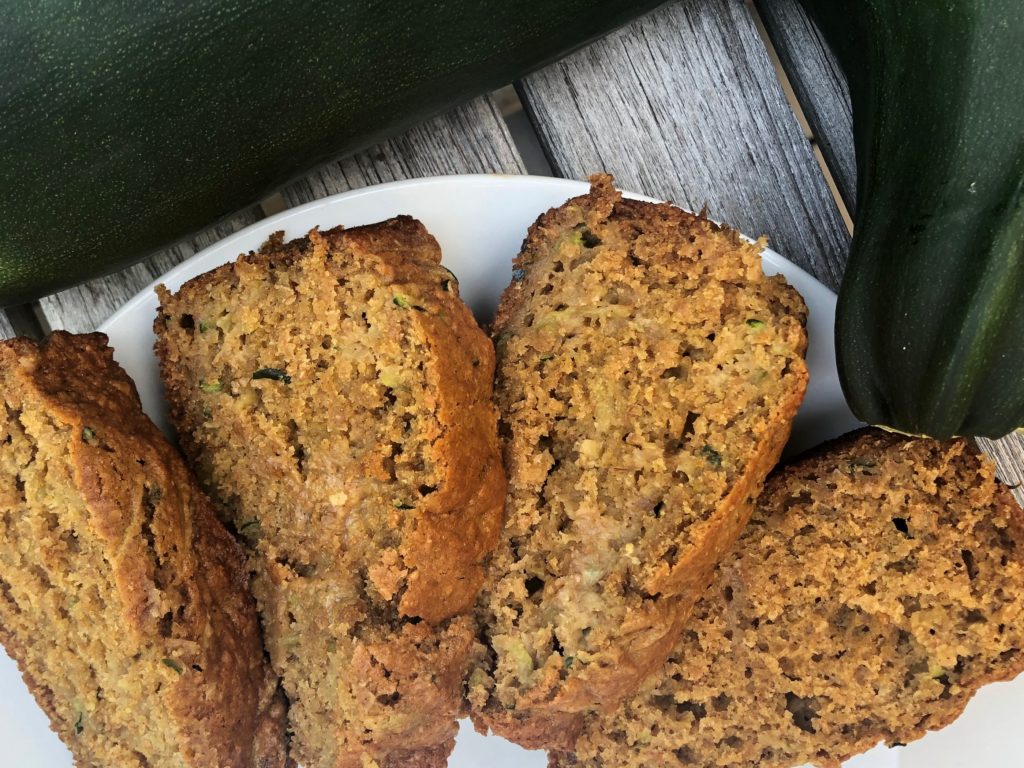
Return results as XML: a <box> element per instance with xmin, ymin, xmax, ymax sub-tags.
<box><xmin>0</xmin><ymin>1</ymin><xmax>662</xmax><ymax>306</ymax></box>
<box><xmin>801</xmin><ymin>0</ymin><xmax>1024</xmax><ymax>438</ymax></box>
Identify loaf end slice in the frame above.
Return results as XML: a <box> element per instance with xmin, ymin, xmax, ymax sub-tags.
<box><xmin>0</xmin><ymin>332</ymin><xmax>287</xmax><ymax>768</ymax></box>
<box><xmin>470</xmin><ymin>175</ymin><xmax>809</xmax><ymax>748</ymax></box>
<box><xmin>552</xmin><ymin>429</ymin><xmax>1024</xmax><ymax>768</ymax></box>
<box><xmin>155</xmin><ymin>219</ymin><xmax>505</xmax><ymax>768</ymax></box>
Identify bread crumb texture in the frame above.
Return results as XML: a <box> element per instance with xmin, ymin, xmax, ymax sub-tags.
<box><xmin>552</xmin><ymin>429</ymin><xmax>1024</xmax><ymax>768</ymax></box>
<box><xmin>0</xmin><ymin>332</ymin><xmax>287</xmax><ymax>768</ymax></box>
<box><xmin>470</xmin><ymin>175</ymin><xmax>809</xmax><ymax>748</ymax></box>
<box><xmin>155</xmin><ymin>218</ymin><xmax>505</xmax><ymax>768</ymax></box>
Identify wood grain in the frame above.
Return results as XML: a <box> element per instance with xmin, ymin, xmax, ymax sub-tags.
<box><xmin>517</xmin><ymin>0</ymin><xmax>850</xmax><ymax>290</ymax></box>
<box><xmin>38</xmin><ymin>95</ymin><xmax>523</xmax><ymax>334</ymax></box>
<box><xmin>754</xmin><ymin>0</ymin><xmax>856</xmax><ymax>210</ymax></box>
<box><xmin>977</xmin><ymin>435</ymin><xmax>1024</xmax><ymax>508</ymax></box>
<box><xmin>279</xmin><ymin>97</ymin><xmax>525</xmax><ymax>207</ymax></box>
<box><xmin>0</xmin><ymin>310</ymin><xmax>13</xmax><ymax>340</ymax></box>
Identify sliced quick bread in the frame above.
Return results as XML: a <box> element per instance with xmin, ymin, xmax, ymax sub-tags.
<box><xmin>469</xmin><ymin>175</ymin><xmax>809</xmax><ymax>748</ymax></box>
<box><xmin>155</xmin><ymin>218</ymin><xmax>505</xmax><ymax>768</ymax></box>
<box><xmin>0</xmin><ymin>332</ymin><xmax>288</xmax><ymax>768</ymax></box>
<box><xmin>551</xmin><ymin>429</ymin><xmax>1024</xmax><ymax>768</ymax></box>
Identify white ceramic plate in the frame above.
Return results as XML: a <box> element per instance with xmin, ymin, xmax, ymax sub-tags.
<box><xmin>2</xmin><ymin>175</ymin><xmax>1019</xmax><ymax>767</ymax></box>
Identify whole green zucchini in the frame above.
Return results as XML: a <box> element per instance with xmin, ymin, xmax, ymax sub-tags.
<box><xmin>0</xmin><ymin>1</ymin><xmax>661</xmax><ymax>306</ymax></box>
<box><xmin>801</xmin><ymin>0</ymin><xmax>1024</xmax><ymax>438</ymax></box>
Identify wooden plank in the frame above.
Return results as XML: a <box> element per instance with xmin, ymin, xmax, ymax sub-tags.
<box><xmin>0</xmin><ymin>310</ymin><xmax>13</xmax><ymax>340</ymax></box>
<box><xmin>978</xmin><ymin>435</ymin><xmax>1024</xmax><ymax>508</ymax></box>
<box><xmin>0</xmin><ymin>303</ymin><xmax>45</xmax><ymax>341</ymax></box>
<box><xmin>754</xmin><ymin>0</ymin><xmax>856</xmax><ymax>210</ymax></box>
<box><xmin>517</xmin><ymin>0</ymin><xmax>851</xmax><ymax>290</ymax></box>
<box><xmin>278</xmin><ymin>96</ymin><xmax>524</xmax><ymax>207</ymax></box>
<box><xmin>39</xmin><ymin>94</ymin><xmax>524</xmax><ymax>333</ymax></box>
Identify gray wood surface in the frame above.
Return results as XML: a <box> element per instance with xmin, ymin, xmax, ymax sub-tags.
<box><xmin>279</xmin><ymin>97</ymin><xmax>524</xmax><ymax>208</ymax></box>
<box><xmin>0</xmin><ymin>310</ymin><xmax>13</xmax><ymax>340</ymax></box>
<box><xmin>517</xmin><ymin>0</ymin><xmax>850</xmax><ymax>290</ymax></box>
<box><xmin>38</xmin><ymin>95</ymin><xmax>523</xmax><ymax>334</ymax></box>
<box><xmin>754</xmin><ymin>0</ymin><xmax>856</xmax><ymax>210</ymax></box>
<box><xmin>978</xmin><ymin>436</ymin><xmax>1024</xmax><ymax>508</ymax></box>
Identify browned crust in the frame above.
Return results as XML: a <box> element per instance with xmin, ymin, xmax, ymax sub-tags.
<box><xmin>327</xmin><ymin>219</ymin><xmax>506</xmax><ymax>621</ymax></box>
<box><xmin>475</xmin><ymin>175</ymin><xmax>808</xmax><ymax>748</ymax></box>
<box><xmin>378</xmin><ymin>742</ymin><xmax>454</xmax><ymax>768</ymax></box>
<box><xmin>0</xmin><ymin>332</ymin><xmax>286</xmax><ymax>767</ymax></box>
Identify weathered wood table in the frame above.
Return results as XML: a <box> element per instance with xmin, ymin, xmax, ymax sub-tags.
<box><xmin>2</xmin><ymin>0</ymin><xmax>1021</xmax><ymax>496</ymax></box>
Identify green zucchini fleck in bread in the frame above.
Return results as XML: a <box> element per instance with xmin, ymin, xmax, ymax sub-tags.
<box><xmin>551</xmin><ymin>429</ymin><xmax>1024</xmax><ymax>768</ymax></box>
<box><xmin>469</xmin><ymin>175</ymin><xmax>809</xmax><ymax>748</ymax></box>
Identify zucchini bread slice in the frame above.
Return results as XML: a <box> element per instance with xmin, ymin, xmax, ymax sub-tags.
<box><xmin>551</xmin><ymin>429</ymin><xmax>1024</xmax><ymax>768</ymax></box>
<box><xmin>469</xmin><ymin>175</ymin><xmax>809</xmax><ymax>748</ymax></box>
<box><xmin>0</xmin><ymin>332</ymin><xmax>288</xmax><ymax>768</ymax></box>
<box><xmin>155</xmin><ymin>219</ymin><xmax>505</xmax><ymax>768</ymax></box>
